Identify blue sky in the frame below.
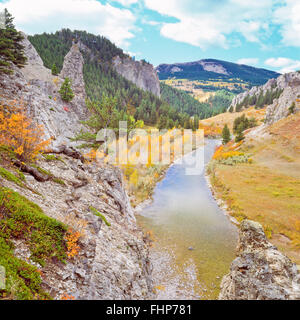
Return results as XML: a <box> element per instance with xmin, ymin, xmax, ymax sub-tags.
<box><xmin>0</xmin><ymin>0</ymin><xmax>300</xmax><ymax>73</ymax></box>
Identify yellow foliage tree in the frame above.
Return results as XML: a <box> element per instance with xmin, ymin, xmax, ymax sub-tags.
<box><xmin>129</xmin><ymin>169</ymin><xmax>138</xmax><ymax>188</ymax></box>
<box><xmin>0</xmin><ymin>101</ymin><xmax>50</xmax><ymax>161</ymax></box>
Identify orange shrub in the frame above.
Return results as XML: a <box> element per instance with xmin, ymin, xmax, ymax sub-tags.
<box><xmin>213</xmin><ymin>145</ymin><xmax>244</xmax><ymax>160</ymax></box>
<box><xmin>0</xmin><ymin>101</ymin><xmax>50</xmax><ymax>161</ymax></box>
<box><xmin>60</xmin><ymin>293</ymin><xmax>75</xmax><ymax>300</ymax></box>
<box><xmin>65</xmin><ymin>229</ymin><xmax>81</xmax><ymax>259</ymax></box>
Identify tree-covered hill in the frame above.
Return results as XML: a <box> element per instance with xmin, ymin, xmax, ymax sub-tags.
<box><xmin>157</xmin><ymin>59</ymin><xmax>280</xmax><ymax>87</ymax></box>
<box><xmin>160</xmin><ymin>83</ymin><xmax>234</xmax><ymax>118</ymax></box>
<box><xmin>28</xmin><ymin>30</ymin><xmax>228</xmax><ymax>128</ymax></box>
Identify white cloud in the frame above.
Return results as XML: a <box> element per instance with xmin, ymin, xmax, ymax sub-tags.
<box><xmin>143</xmin><ymin>0</ymin><xmax>274</xmax><ymax>49</ymax></box>
<box><xmin>0</xmin><ymin>0</ymin><xmax>137</xmax><ymax>48</ymax></box>
<box><xmin>237</xmin><ymin>58</ymin><xmax>259</xmax><ymax>66</ymax></box>
<box><xmin>113</xmin><ymin>0</ymin><xmax>138</xmax><ymax>6</ymax></box>
<box><xmin>274</xmin><ymin>0</ymin><xmax>300</xmax><ymax>47</ymax></box>
<box><xmin>265</xmin><ymin>57</ymin><xmax>300</xmax><ymax>73</ymax></box>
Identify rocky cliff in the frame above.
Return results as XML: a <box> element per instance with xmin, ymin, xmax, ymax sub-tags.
<box><xmin>0</xmin><ymin>35</ymin><xmax>87</xmax><ymax>147</ymax></box>
<box><xmin>0</xmin><ymin>35</ymin><xmax>153</xmax><ymax>299</ymax></box>
<box><xmin>112</xmin><ymin>56</ymin><xmax>161</xmax><ymax>97</ymax></box>
<box><xmin>219</xmin><ymin>220</ymin><xmax>300</xmax><ymax>300</ymax></box>
<box><xmin>1</xmin><ymin>153</ymin><xmax>152</xmax><ymax>299</ymax></box>
<box><xmin>229</xmin><ymin>71</ymin><xmax>300</xmax><ymax>124</ymax></box>
<box><xmin>60</xmin><ymin>43</ymin><xmax>88</xmax><ymax>120</ymax></box>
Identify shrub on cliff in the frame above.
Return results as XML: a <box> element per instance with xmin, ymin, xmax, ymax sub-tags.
<box><xmin>0</xmin><ymin>101</ymin><xmax>50</xmax><ymax>161</ymax></box>
<box><xmin>59</xmin><ymin>77</ymin><xmax>74</xmax><ymax>102</ymax></box>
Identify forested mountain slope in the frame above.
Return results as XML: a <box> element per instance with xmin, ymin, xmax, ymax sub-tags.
<box><xmin>28</xmin><ymin>30</ymin><xmax>227</xmax><ymax>127</ymax></box>
<box><xmin>157</xmin><ymin>59</ymin><xmax>280</xmax><ymax>87</ymax></box>
<box><xmin>160</xmin><ymin>83</ymin><xmax>234</xmax><ymax>119</ymax></box>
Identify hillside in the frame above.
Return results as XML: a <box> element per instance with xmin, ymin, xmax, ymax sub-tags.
<box><xmin>207</xmin><ymin>106</ymin><xmax>300</xmax><ymax>265</ymax></box>
<box><xmin>228</xmin><ymin>71</ymin><xmax>300</xmax><ymax>126</ymax></box>
<box><xmin>160</xmin><ymin>83</ymin><xmax>234</xmax><ymax>119</ymax></box>
<box><xmin>157</xmin><ymin>59</ymin><xmax>280</xmax><ymax>90</ymax></box>
<box><xmin>28</xmin><ymin>30</ymin><xmax>226</xmax><ymax>127</ymax></box>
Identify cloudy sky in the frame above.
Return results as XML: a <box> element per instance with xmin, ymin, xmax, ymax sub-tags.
<box><xmin>0</xmin><ymin>0</ymin><xmax>300</xmax><ymax>73</ymax></box>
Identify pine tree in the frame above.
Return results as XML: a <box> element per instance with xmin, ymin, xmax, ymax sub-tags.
<box><xmin>51</xmin><ymin>63</ymin><xmax>58</xmax><ymax>75</ymax></box>
<box><xmin>235</xmin><ymin>124</ymin><xmax>245</xmax><ymax>143</ymax></box>
<box><xmin>222</xmin><ymin>124</ymin><xmax>231</xmax><ymax>145</ymax></box>
<box><xmin>59</xmin><ymin>77</ymin><xmax>75</xmax><ymax>102</ymax></box>
<box><xmin>0</xmin><ymin>9</ymin><xmax>27</xmax><ymax>74</ymax></box>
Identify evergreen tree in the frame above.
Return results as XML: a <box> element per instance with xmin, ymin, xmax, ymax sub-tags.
<box><xmin>193</xmin><ymin>115</ymin><xmax>199</xmax><ymax>131</ymax></box>
<box><xmin>222</xmin><ymin>124</ymin><xmax>231</xmax><ymax>145</ymax></box>
<box><xmin>235</xmin><ymin>123</ymin><xmax>245</xmax><ymax>143</ymax></box>
<box><xmin>51</xmin><ymin>63</ymin><xmax>58</xmax><ymax>75</ymax></box>
<box><xmin>0</xmin><ymin>9</ymin><xmax>27</xmax><ymax>74</ymax></box>
<box><xmin>59</xmin><ymin>77</ymin><xmax>74</xmax><ymax>102</ymax></box>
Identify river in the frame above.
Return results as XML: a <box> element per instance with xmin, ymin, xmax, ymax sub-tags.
<box><xmin>137</xmin><ymin>139</ymin><xmax>238</xmax><ymax>300</ymax></box>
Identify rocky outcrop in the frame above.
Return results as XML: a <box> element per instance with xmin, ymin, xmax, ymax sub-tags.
<box><xmin>0</xmin><ymin>35</ymin><xmax>87</xmax><ymax>147</ymax></box>
<box><xmin>229</xmin><ymin>71</ymin><xmax>300</xmax><ymax>124</ymax></box>
<box><xmin>265</xmin><ymin>72</ymin><xmax>300</xmax><ymax>124</ymax></box>
<box><xmin>112</xmin><ymin>56</ymin><xmax>161</xmax><ymax>97</ymax></box>
<box><xmin>1</xmin><ymin>154</ymin><xmax>152</xmax><ymax>300</ymax></box>
<box><xmin>219</xmin><ymin>220</ymin><xmax>300</xmax><ymax>300</ymax></box>
<box><xmin>60</xmin><ymin>43</ymin><xmax>88</xmax><ymax>120</ymax></box>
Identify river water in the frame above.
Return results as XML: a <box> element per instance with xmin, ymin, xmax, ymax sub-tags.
<box><xmin>137</xmin><ymin>139</ymin><xmax>238</xmax><ymax>300</ymax></box>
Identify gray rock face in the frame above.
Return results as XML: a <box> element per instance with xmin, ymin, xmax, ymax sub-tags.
<box><xmin>219</xmin><ymin>220</ymin><xmax>300</xmax><ymax>300</ymax></box>
<box><xmin>229</xmin><ymin>71</ymin><xmax>300</xmax><ymax>125</ymax></box>
<box><xmin>113</xmin><ymin>56</ymin><xmax>161</xmax><ymax>97</ymax></box>
<box><xmin>2</xmin><ymin>155</ymin><xmax>152</xmax><ymax>300</ymax></box>
<box><xmin>199</xmin><ymin>60</ymin><xmax>229</xmax><ymax>75</ymax></box>
<box><xmin>60</xmin><ymin>43</ymin><xmax>88</xmax><ymax>120</ymax></box>
<box><xmin>265</xmin><ymin>72</ymin><xmax>300</xmax><ymax>124</ymax></box>
<box><xmin>0</xmin><ymin>36</ymin><xmax>87</xmax><ymax>147</ymax></box>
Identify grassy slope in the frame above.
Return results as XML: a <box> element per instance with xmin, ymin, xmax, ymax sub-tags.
<box><xmin>209</xmin><ymin>112</ymin><xmax>300</xmax><ymax>264</ymax></box>
<box><xmin>201</xmin><ymin>106</ymin><xmax>266</xmax><ymax>131</ymax></box>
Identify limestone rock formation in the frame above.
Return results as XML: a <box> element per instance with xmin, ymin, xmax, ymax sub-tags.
<box><xmin>229</xmin><ymin>71</ymin><xmax>300</xmax><ymax>124</ymax></box>
<box><xmin>112</xmin><ymin>56</ymin><xmax>161</xmax><ymax>97</ymax></box>
<box><xmin>0</xmin><ymin>35</ymin><xmax>86</xmax><ymax>147</ymax></box>
<box><xmin>1</xmin><ymin>154</ymin><xmax>152</xmax><ymax>299</ymax></box>
<box><xmin>219</xmin><ymin>220</ymin><xmax>300</xmax><ymax>300</ymax></box>
<box><xmin>60</xmin><ymin>43</ymin><xmax>88</xmax><ymax>120</ymax></box>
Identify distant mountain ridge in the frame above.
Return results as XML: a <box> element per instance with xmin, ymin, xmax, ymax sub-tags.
<box><xmin>156</xmin><ymin>59</ymin><xmax>280</xmax><ymax>87</ymax></box>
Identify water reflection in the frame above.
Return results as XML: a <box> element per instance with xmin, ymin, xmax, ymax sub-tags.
<box><xmin>138</xmin><ymin>139</ymin><xmax>238</xmax><ymax>300</ymax></box>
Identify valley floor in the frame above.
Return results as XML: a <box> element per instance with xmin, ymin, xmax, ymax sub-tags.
<box><xmin>208</xmin><ymin>113</ymin><xmax>300</xmax><ymax>265</ymax></box>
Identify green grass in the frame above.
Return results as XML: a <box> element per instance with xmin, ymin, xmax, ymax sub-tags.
<box><xmin>42</xmin><ymin>154</ymin><xmax>65</xmax><ymax>164</ymax></box>
<box><xmin>0</xmin><ymin>187</ymin><xmax>68</xmax><ymax>299</ymax></box>
<box><xmin>0</xmin><ymin>167</ymin><xmax>24</xmax><ymax>187</ymax></box>
<box><xmin>90</xmin><ymin>206</ymin><xmax>111</xmax><ymax>226</ymax></box>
